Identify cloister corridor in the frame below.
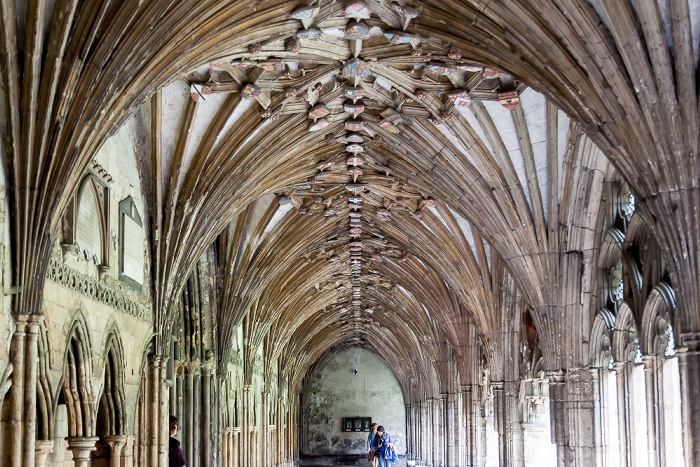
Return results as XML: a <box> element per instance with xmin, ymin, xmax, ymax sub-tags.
<box><xmin>0</xmin><ymin>0</ymin><xmax>699</xmax><ymax>466</ymax></box>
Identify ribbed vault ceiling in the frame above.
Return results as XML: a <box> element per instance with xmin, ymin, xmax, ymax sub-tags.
<box><xmin>2</xmin><ymin>0</ymin><xmax>698</xmax><ymax>398</ymax></box>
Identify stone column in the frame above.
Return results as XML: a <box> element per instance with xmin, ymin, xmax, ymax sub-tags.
<box><xmin>23</xmin><ymin>316</ymin><xmax>40</xmax><ymax>467</ymax></box>
<box><xmin>103</xmin><ymin>435</ymin><xmax>128</xmax><ymax>467</ymax></box>
<box><xmin>504</xmin><ymin>381</ymin><xmax>524</xmax><ymax>467</ymax></box>
<box><xmin>223</xmin><ymin>429</ymin><xmax>229</xmax><ymax>467</ymax></box>
<box><xmin>66</xmin><ymin>436</ymin><xmax>98</xmax><ymax>467</ymax></box>
<box><xmin>611</xmin><ymin>362</ymin><xmax>629</xmax><ymax>467</ymax></box>
<box><xmin>461</xmin><ymin>386</ymin><xmax>472</xmax><ymax>467</ymax></box>
<box><xmin>678</xmin><ymin>333</ymin><xmax>700</xmax><ymax>467</ymax></box>
<box><xmin>545</xmin><ymin>370</ymin><xmax>566</xmax><ymax>467</ymax></box>
<box><xmin>203</xmin><ymin>371</ymin><xmax>212</xmax><ymax>466</ymax></box>
<box><xmin>243</xmin><ymin>385</ymin><xmax>252</xmax><ymax>467</ymax></box>
<box><xmin>7</xmin><ymin>315</ymin><xmax>27</xmax><ymax>467</ymax></box>
<box><xmin>563</xmin><ymin>369</ymin><xmax>596</xmax><ymax>466</ymax></box>
<box><xmin>405</xmin><ymin>403</ymin><xmax>413</xmax><ymax>461</ymax></box>
<box><xmin>185</xmin><ymin>368</ymin><xmax>195</xmax><ymax>467</ymax></box>
<box><xmin>470</xmin><ymin>386</ymin><xmax>486</xmax><ymax>467</ymax></box>
<box><xmin>34</xmin><ymin>439</ymin><xmax>54</xmax><ymax>467</ymax></box>
<box><xmin>440</xmin><ymin>393</ymin><xmax>449</xmax><ymax>466</ymax></box>
<box><xmin>491</xmin><ymin>381</ymin><xmax>506</xmax><ymax>466</ymax></box>
<box><xmin>641</xmin><ymin>355</ymin><xmax>660</xmax><ymax>467</ymax></box>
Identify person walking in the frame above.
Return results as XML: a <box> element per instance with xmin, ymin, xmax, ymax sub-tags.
<box><xmin>169</xmin><ymin>415</ymin><xmax>186</xmax><ymax>467</ymax></box>
<box><xmin>371</xmin><ymin>425</ymin><xmax>395</xmax><ymax>466</ymax></box>
<box><xmin>367</xmin><ymin>423</ymin><xmax>378</xmax><ymax>467</ymax></box>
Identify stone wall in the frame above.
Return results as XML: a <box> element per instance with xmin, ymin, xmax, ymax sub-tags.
<box><xmin>301</xmin><ymin>348</ymin><xmax>406</xmax><ymax>455</ymax></box>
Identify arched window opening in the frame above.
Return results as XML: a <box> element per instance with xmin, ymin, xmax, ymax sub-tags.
<box><xmin>61</xmin><ymin>170</ymin><xmax>111</xmax><ymax>277</ymax></box>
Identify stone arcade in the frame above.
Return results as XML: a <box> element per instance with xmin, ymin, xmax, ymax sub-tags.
<box><xmin>0</xmin><ymin>1</ymin><xmax>698</xmax><ymax>466</ymax></box>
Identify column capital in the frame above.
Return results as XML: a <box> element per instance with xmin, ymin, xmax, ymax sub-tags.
<box><xmin>544</xmin><ymin>369</ymin><xmax>565</xmax><ymax>383</ymax></box>
<box><xmin>103</xmin><ymin>434</ymin><xmax>128</xmax><ymax>448</ymax></box>
<box><xmin>680</xmin><ymin>332</ymin><xmax>700</xmax><ymax>352</ymax></box>
<box><xmin>66</xmin><ymin>436</ymin><xmax>98</xmax><ymax>459</ymax></box>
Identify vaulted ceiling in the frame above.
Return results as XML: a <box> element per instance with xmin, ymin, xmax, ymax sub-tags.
<box><xmin>2</xmin><ymin>0</ymin><xmax>698</xmax><ymax>395</ymax></box>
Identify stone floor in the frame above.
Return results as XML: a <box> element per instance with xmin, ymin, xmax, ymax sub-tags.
<box><xmin>299</xmin><ymin>454</ymin><xmax>408</xmax><ymax>466</ymax></box>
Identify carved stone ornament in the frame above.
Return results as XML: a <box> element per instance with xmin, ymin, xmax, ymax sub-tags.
<box><xmin>344</xmin><ymin>2</ymin><xmax>371</xmax><ymax>19</ymax></box>
<box><xmin>384</xmin><ymin>30</ymin><xmax>413</xmax><ymax>44</ymax></box>
<box><xmin>309</xmin><ymin>105</ymin><xmax>331</xmax><ymax>120</ymax></box>
<box><xmin>391</xmin><ymin>2</ymin><xmax>419</xmax><ymax>18</ymax></box>
<box><xmin>344</xmin><ymin>102</ymin><xmax>365</xmax><ymax>116</ymax></box>
<box><xmin>426</xmin><ymin>62</ymin><xmax>458</xmax><ymax>75</ymax></box>
<box><xmin>345</xmin><ymin>21</ymin><xmax>371</xmax><ymax>40</ymax></box>
<box><xmin>247</xmin><ymin>42</ymin><xmax>262</xmax><ymax>55</ymax></box>
<box><xmin>344</xmin><ymin>86</ymin><xmax>365</xmax><ymax>101</ymax></box>
<box><xmin>448</xmin><ymin>90</ymin><xmax>471</xmax><ymax>107</ymax></box>
<box><xmin>47</xmin><ymin>259</ymin><xmax>150</xmax><ymax>321</ymax></box>
<box><xmin>342</xmin><ymin>59</ymin><xmax>371</xmax><ymax>79</ymax></box>
<box><xmin>241</xmin><ymin>84</ymin><xmax>261</xmax><ymax>100</ymax></box>
<box><xmin>447</xmin><ymin>48</ymin><xmax>462</xmax><ymax>60</ymax></box>
<box><xmin>347</xmin><ymin>156</ymin><xmax>364</xmax><ymax>166</ymax></box>
<box><xmin>286</xmin><ymin>38</ymin><xmax>301</xmax><ymax>54</ymax></box>
<box><xmin>345</xmin><ymin>120</ymin><xmax>365</xmax><ymax>131</ymax></box>
<box><xmin>346</xmin><ymin>144</ymin><xmax>364</xmax><ymax>154</ymax></box>
<box><xmin>483</xmin><ymin>67</ymin><xmax>509</xmax><ymax>78</ymax></box>
<box><xmin>258</xmin><ymin>61</ymin><xmax>284</xmax><ymax>71</ymax></box>
<box><xmin>498</xmin><ymin>91</ymin><xmax>520</xmax><ymax>110</ymax></box>
<box><xmin>190</xmin><ymin>84</ymin><xmax>211</xmax><ymax>102</ymax></box>
<box><xmin>309</xmin><ymin>119</ymin><xmax>330</xmax><ymax>131</ymax></box>
<box><xmin>297</xmin><ymin>29</ymin><xmax>324</xmax><ymax>41</ymax></box>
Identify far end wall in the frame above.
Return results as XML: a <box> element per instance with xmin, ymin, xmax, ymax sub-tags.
<box><xmin>301</xmin><ymin>348</ymin><xmax>406</xmax><ymax>455</ymax></box>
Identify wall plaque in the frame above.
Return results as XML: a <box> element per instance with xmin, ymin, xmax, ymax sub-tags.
<box><xmin>343</xmin><ymin>417</ymin><xmax>372</xmax><ymax>432</ymax></box>
<box><xmin>119</xmin><ymin>197</ymin><xmax>144</xmax><ymax>291</ymax></box>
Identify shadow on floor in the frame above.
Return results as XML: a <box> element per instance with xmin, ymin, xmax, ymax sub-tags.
<box><xmin>299</xmin><ymin>454</ymin><xmax>408</xmax><ymax>467</ymax></box>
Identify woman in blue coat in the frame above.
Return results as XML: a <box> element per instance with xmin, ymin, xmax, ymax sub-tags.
<box><xmin>371</xmin><ymin>425</ymin><xmax>395</xmax><ymax>466</ymax></box>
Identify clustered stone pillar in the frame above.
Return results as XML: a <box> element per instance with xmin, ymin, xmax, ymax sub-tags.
<box><xmin>2</xmin><ymin>314</ymin><xmax>41</xmax><ymax>467</ymax></box>
<box><xmin>547</xmin><ymin>369</ymin><xmax>596</xmax><ymax>467</ymax></box>
<box><xmin>678</xmin><ymin>333</ymin><xmax>700</xmax><ymax>467</ymax></box>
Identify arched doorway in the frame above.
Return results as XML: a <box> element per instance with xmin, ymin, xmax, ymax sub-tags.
<box><xmin>300</xmin><ymin>348</ymin><xmax>406</xmax><ymax>464</ymax></box>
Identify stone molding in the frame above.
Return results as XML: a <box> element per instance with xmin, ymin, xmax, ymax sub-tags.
<box><xmin>46</xmin><ymin>258</ymin><xmax>150</xmax><ymax>322</ymax></box>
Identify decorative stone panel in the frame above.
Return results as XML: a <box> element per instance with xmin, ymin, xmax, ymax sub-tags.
<box><xmin>46</xmin><ymin>258</ymin><xmax>150</xmax><ymax>322</ymax></box>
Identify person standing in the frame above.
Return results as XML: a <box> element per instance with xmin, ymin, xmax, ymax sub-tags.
<box><xmin>367</xmin><ymin>423</ymin><xmax>378</xmax><ymax>467</ymax></box>
<box><xmin>169</xmin><ymin>415</ymin><xmax>186</xmax><ymax>467</ymax></box>
<box><xmin>371</xmin><ymin>425</ymin><xmax>395</xmax><ymax>467</ymax></box>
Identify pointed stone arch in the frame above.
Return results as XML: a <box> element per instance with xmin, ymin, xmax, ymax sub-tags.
<box><xmin>59</xmin><ymin>311</ymin><xmax>96</xmax><ymax>438</ymax></box>
<box><xmin>97</xmin><ymin>326</ymin><xmax>127</xmax><ymax>436</ymax></box>
<box><xmin>640</xmin><ymin>282</ymin><xmax>676</xmax><ymax>356</ymax></box>
<box><xmin>612</xmin><ymin>302</ymin><xmax>641</xmax><ymax>364</ymax></box>
<box><xmin>589</xmin><ymin>309</ymin><xmax>615</xmax><ymax>369</ymax></box>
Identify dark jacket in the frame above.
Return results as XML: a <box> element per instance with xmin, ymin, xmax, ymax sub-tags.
<box><xmin>371</xmin><ymin>433</ymin><xmax>393</xmax><ymax>457</ymax></box>
<box><xmin>169</xmin><ymin>437</ymin><xmax>186</xmax><ymax>467</ymax></box>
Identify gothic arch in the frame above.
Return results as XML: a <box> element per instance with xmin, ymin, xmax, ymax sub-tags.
<box><xmin>640</xmin><ymin>282</ymin><xmax>677</xmax><ymax>356</ymax></box>
<box><xmin>612</xmin><ymin>302</ymin><xmax>641</xmax><ymax>364</ymax></box>
<box><xmin>589</xmin><ymin>310</ymin><xmax>615</xmax><ymax>369</ymax></box>
<box><xmin>96</xmin><ymin>327</ymin><xmax>127</xmax><ymax>436</ymax></box>
<box><xmin>59</xmin><ymin>312</ymin><xmax>96</xmax><ymax>438</ymax></box>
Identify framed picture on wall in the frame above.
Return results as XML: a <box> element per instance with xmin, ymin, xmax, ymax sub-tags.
<box><xmin>343</xmin><ymin>417</ymin><xmax>372</xmax><ymax>432</ymax></box>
